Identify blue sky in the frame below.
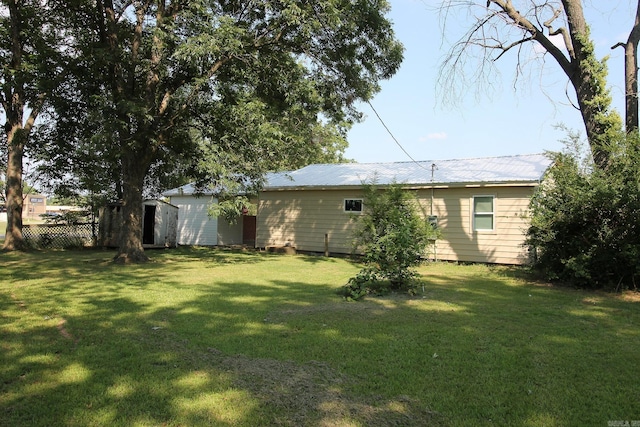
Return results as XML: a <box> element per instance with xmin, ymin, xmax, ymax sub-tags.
<box><xmin>344</xmin><ymin>0</ymin><xmax>635</xmax><ymax>163</ymax></box>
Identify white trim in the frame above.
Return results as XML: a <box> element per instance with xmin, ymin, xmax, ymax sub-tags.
<box><xmin>472</xmin><ymin>195</ymin><xmax>496</xmax><ymax>232</ymax></box>
<box><xmin>343</xmin><ymin>198</ymin><xmax>363</xmax><ymax>214</ymax></box>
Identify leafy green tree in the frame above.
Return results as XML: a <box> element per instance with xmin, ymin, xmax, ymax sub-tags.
<box><xmin>36</xmin><ymin>0</ymin><xmax>402</xmax><ymax>263</ymax></box>
<box><xmin>344</xmin><ymin>182</ymin><xmax>437</xmax><ymax>299</ymax></box>
<box><xmin>526</xmin><ymin>131</ymin><xmax>640</xmax><ymax>290</ymax></box>
<box><xmin>1</xmin><ymin>0</ymin><xmax>68</xmax><ymax>250</ymax></box>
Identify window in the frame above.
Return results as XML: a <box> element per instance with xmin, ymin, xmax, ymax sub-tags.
<box><xmin>473</xmin><ymin>196</ymin><xmax>494</xmax><ymax>231</ymax></box>
<box><xmin>344</xmin><ymin>199</ymin><xmax>363</xmax><ymax>213</ymax></box>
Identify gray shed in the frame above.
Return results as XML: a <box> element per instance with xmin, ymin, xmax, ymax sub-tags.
<box><xmin>98</xmin><ymin>199</ymin><xmax>179</xmax><ymax>248</ymax></box>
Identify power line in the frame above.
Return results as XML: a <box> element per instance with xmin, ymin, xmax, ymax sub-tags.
<box><xmin>366</xmin><ymin>100</ymin><xmax>431</xmax><ymax>171</ymax></box>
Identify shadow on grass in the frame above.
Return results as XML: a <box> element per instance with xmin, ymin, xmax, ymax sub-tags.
<box><xmin>1</xmin><ymin>248</ymin><xmax>437</xmax><ymax>425</ymax></box>
<box><xmin>156</xmin><ymin>245</ymin><xmax>272</xmax><ymax>264</ymax></box>
<box><xmin>1</xmin><ymin>248</ymin><xmax>639</xmax><ymax>426</ymax></box>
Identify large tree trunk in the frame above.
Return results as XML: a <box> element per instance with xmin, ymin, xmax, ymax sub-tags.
<box><xmin>113</xmin><ymin>152</ymin><xmax>150</xmax><ymax>264</ymax></box>
<box><xmin>445</xmin><ymin>1</ymin><xmax>624</xmax><ymax>168</ymax></box>
<box><xmin>619</xmin><ymin>1</ymin><xmax>640</xmax><ymax>133</ymax></box>
<box><xmin>98</xmin><ymin>0</ymin><xmax>154</xmax><ymax>264</ymax></box>
<box><xmin>2</xmin><ymin>0</ymin><xmax>34</xmax><ymax>252</ymax></box>
<box><xmin>561</xmin><ymin>0</ymin><xmax>617</xmax><ymax>168</ymax></box>
<box><xmin>623</xmin><ymin>38</ymin><xmax>639</xmax><ymax>133</ymax></box>
<box><xmin>3</xmin><ymin>122</ymin><xmax>26</xmax><ymax>251</ymax></box>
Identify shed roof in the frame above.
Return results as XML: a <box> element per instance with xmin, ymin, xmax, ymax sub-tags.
<box><xmin>143</xmin><ymin>199</ymin><xmax>179</xmax><ymax>209</ymax></box>
<box><xmin>264</xmin><ymin>154</ymin><xmax>552</xmax><ymax>189</ymax></box>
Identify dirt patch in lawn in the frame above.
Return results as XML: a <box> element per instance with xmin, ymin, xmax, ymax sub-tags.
<box><xmin>206</xmin><ymin>347</ymin><xmax>439</xmax><ymax>427</ymax></box>
<box><xmin>150</xmin><ymin>327</ymin><xmax>440</xmax><ymax>426</ymax></box>
<box><xmin>619</xmin><ymin>290</ymin><xmax>640</xmax><ymax>302</ymax></box>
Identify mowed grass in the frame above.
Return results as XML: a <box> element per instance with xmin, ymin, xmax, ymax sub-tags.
<box><xmin>1</xmin><ymin>247</ymin><xmax>639</xmax><ymax>426</ymax></box>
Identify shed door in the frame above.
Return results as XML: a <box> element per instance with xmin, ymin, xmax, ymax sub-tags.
<box><xmin>143</xmin><ymin>205</ymin><xmax>156</xmax><ymax>244</ymax></box>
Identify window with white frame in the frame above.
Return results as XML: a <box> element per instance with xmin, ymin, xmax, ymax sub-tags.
<box><xmin>473</xmin><ymin>195</ymin><xmax>495</xmax><ymax>231</ymax></box>
<box><xmin>344</xmin><ymin>198</ymin><xmax>363</xmax><ymax>213</ymax></box>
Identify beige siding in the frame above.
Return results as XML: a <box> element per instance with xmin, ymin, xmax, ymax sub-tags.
<box><xmin>24</xmin><ymin>194</ymin><xmax>47</xmax><ymax>219</ymax></box>
<box><xmin>416</xmin><ymin>186</ymin><xmax>535</xmax><ymax>264</ymax></box>
<box><xmin>257</xmin><ymin>184</ymin><xmax>537</xmax><ymax>265</ymax></box>
<box><xmin>257</xmin><ymin>189</ymin><xmax>363</xmax><ymax>254</ymax></box>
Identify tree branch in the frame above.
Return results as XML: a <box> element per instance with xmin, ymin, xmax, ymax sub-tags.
<box><xmin>489</xmin><ymin>0</ymin><xmax>573</xmax><ymax>76</ymax></box>
<box><xmin>23</xmin><ymin>93</ymin><xmax>45</xmax><ymax>135</ymax></box>
<box><xmin>543</xmin><ymin>7</ymin><xmax>573</xmax><ymax>59</ymax></box>
<box><xmin>492</xmin><ymin>35</ymin><xmax>535</xmax><ymax>60</ymax></box>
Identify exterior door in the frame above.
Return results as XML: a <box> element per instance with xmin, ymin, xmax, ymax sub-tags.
<box><xmin>143</xmin><ymin>205</ymin><xmax>156</xmax><ymax>245</ymax></box>
<box><xmin>242</xmin><ymin>215</ymin><xmax>256</xmax><ymax>246</ymax></box>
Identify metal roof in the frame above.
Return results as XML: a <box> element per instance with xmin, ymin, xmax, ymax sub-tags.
<box><xmin>264</xmin><ymin>154</ymin><xmax>552</xmax><ymax>189</ymax></box>
<box><xmin>162</xmin><ymin>183</ymin><xmax>218</xmax><ymax>197</ymax></box>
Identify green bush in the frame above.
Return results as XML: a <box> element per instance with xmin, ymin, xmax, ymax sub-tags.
<box><xmin>526</xmin><ymin>133</ymin><xmax>640</xmax><ymax>290</ymax></box>
<box><xmin>343</xmin><ymin>182</ymin><xmax>437</xmax><ymax>299</ymax></box>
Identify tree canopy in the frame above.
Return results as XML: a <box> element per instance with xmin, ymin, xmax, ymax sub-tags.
<box><xmin>19</xmin><ymin>0</ymin><xmax>403</xmax><ymax>261</ymax></box>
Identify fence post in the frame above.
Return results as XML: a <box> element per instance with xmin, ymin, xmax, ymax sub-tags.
<box><xmin>324</xmin><ymin>233</ymin><xmax>329</xmax><ymax>257</ymax></box>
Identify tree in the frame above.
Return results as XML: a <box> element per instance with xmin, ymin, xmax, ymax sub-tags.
<box><xmin>437</xmin><ymin>0</ymin><xmax>633</xmax><ymax>167</ymax></box>
<box><xmin>40</xmin><ymin>0</ymin><xmax>402</xmax><ymax>263</ymax></box>
<box><xmin>0</xmin><ymin>1</ymin><xmax>65</xmax><ymax>251</ymax></box>
<box><xmin>343</xmin><ymin>182</ymin><xmax>437</xmax><ymax>300</ymax></box>
<box><xmin>612</xmin><ymin>3</ymin><xmax>640</xmax><ymax>132</ymax></box>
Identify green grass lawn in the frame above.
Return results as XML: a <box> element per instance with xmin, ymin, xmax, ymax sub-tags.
<box><xmin>1</xmin><ymin>247</ymin><xmax>639</xmax><ymax>426</ymax></box>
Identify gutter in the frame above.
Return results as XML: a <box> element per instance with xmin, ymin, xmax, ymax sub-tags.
<box><xmin>261</xmin><ymin>180</ymin><xmax>545</xmax><ymax>192</ymax></box>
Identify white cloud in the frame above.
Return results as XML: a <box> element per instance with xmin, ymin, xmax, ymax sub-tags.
<box><xmin>423</xmin><ymin>132</ymin><xmax>448</xmax><ymax>141</ymax></box>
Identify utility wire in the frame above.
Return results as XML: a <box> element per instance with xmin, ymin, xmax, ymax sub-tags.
<box><xmin>366</xmin><ymin>100</ymin><xmax>431</xmax><ymax>172</ymax></box>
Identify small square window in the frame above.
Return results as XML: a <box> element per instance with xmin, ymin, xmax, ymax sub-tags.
<box><xmin>344</xmin><ymin>199</ymin><xmax>363</xmax><ymax>213</ymax></box>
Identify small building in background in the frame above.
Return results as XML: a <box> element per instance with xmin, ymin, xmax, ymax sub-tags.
<box><xmin>24</xmin><ymin>194</ymin><xmax>47</xmax><ymax>219</ymax></box>
<box><xmin>162</xmin><ymin>183</ymin><xmax>256</xmax><ymax>247</ymax></box>
<box><xmin>98</xmin><ymin>199</ymin><xmax>178</xmax><ymax>248</ymax></box>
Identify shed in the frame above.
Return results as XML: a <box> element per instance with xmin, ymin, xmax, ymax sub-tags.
<box><xmin>162</xmin><ymin>184</ymin><xmax>256</xmax><ymax>247</ymax></box>
<box><xmin>98</xmin><ymin>199</ymin><xmax>178</xmax><ymax>248</ymax></box>
<box><xmin>256</xmin><ymin>154</ymin><xmax>553</xmax><ymax>265</ymax></box>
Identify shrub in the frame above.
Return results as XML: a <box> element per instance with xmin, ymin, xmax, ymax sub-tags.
<box><xmin>526</xmin><ymin>132</ymin><xmax>640</xmax><ymax>290</ymax></box>
<box><xmin>343</xmin><ymin>182</ymin><xmax>437</xmax><ymax>299</ymax></box>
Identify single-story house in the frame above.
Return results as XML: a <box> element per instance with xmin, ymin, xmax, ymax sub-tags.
<box><xmin>162</xmin><ymin>183</ymin><xmax>256</xmax><ymax>247</ymax></box>
<box><xmin>98</xmin><ymin>199</ymin><xmax>178</xmax><ymax>248</ymax></box>
<box><xmin>256</xmin><ymin>154</ymin><xmax>552</xmax><ymax>265</ymax></box>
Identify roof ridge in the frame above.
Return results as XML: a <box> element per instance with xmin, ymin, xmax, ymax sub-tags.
<box><xmin>304</xmin><ymin>153</ymin><xmax>547</xmax><ymax>168</ymax></box>
<box><xmin>263</xmin><ymin>153</ymin><xmax>552</xmax><ymax>189</ymax></box>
